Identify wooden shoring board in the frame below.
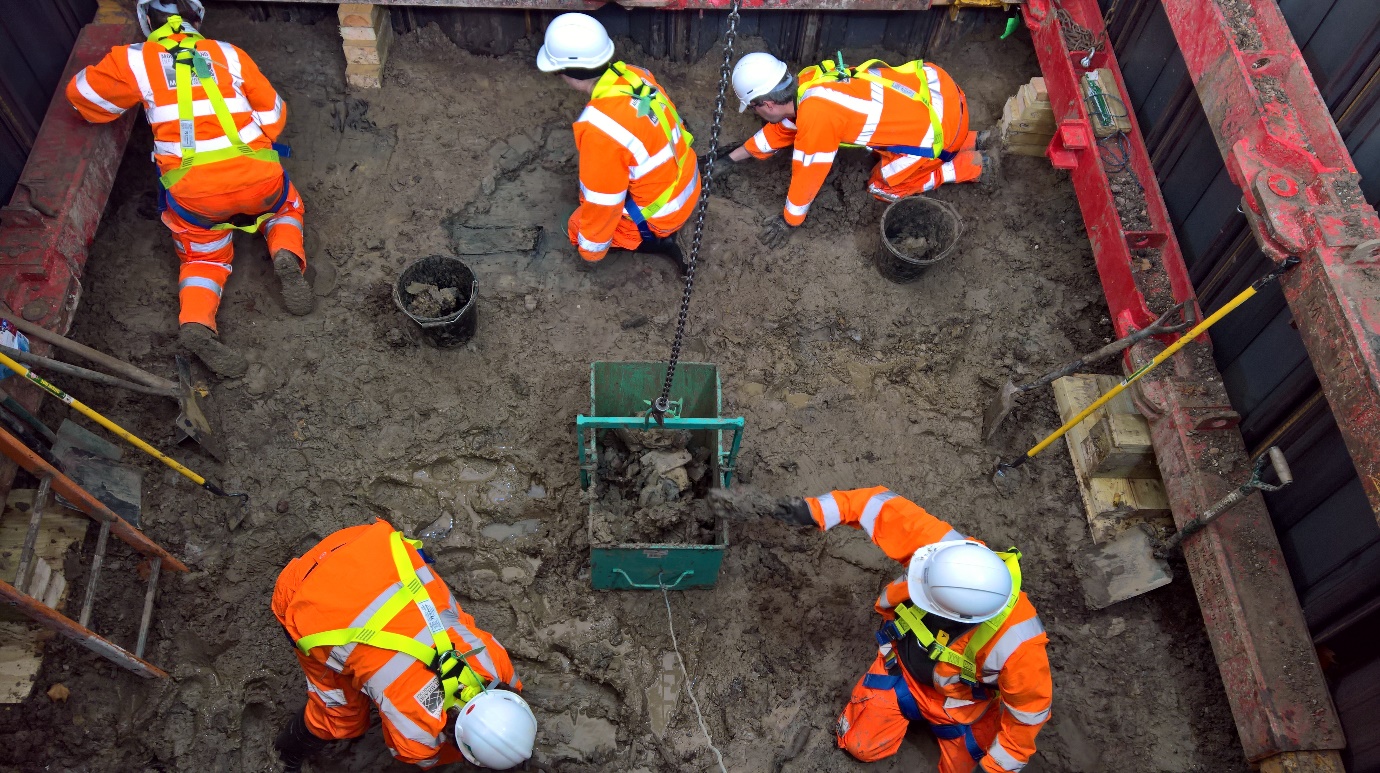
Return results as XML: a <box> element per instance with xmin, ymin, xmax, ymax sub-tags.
<box><xmin>1051</xmin><ymin>375</ymin><xmax>1173</xmax><ymax>543</ymax></box>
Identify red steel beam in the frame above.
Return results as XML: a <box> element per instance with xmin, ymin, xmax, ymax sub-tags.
<box><xmin>1022</xmin><ymin>0</ymin><xmax>1345</xmax><ymax>765</ymax></box>
<box><xmin>1159</xmin><ymin>0</ymin><xmax>1380</xmax><ymax>524</ymax></box>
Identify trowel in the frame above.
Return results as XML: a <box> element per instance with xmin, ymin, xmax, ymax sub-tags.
<box><xmin>982</xmin><ymin>301</ymin><xmax>1191</xmax><ymax>443</ymax></box>
<box><xmin>1076</xmin><ymin>446</ymin><xmax>1292</xmax><ymax>609</ymax></box>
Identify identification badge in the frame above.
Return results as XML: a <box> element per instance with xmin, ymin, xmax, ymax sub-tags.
<box><xmin>414</xmin><ymin>677</ymin><xmax>444</xmax><ymax>719</ymax></box>
<box><xmin>159</xmin><ymin>51</ymin><xmax>215</xmax><ymax>89</ymax></box>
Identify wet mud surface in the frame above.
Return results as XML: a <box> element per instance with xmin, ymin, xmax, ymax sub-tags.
<box><xmin>0</xmin><ymin>10</ymin><xmax>1247</xmax><ymax>773</ymax></box>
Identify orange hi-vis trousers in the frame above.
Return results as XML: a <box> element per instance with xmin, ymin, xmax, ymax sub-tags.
<box><xmin>837</xmin><ymin>651</ymin><xmax>1002</xmax><ymax>772</ymax></box>
<box><xmin>163</xmin><ymin>172</ymin><xmax>306</xmax><ymax>331</ymax></box>
<box><xmin>867</xmin><ymin>130</ymin><xmax>982</xmax><ymax>202</ymax></box>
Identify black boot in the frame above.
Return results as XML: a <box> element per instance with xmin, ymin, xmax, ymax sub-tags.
<box><xmin>634</xmin><ymin>236</ymin><xmax>688</xmax><ymax>275</ymax></box>
<box><xmin>275</xmin><ymin>708</ymin><xmax>329</xmax><ymax>773</ymax></box>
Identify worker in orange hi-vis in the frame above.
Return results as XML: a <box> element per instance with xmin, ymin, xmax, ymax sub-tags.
<box><xmin>728</xmin><ymin>487</ymin><xmax>1051</xmax><ymax>772</ymax></box>
<box><xmin>537</xmin><ymin>13</ymin><xmax>701</xmax><ymax>275</ymax></box>
<box><xmin>65</xmin><ymin>0</ymin><xmax>313</xmax><ymax>378</ymax></box>
<box><xmin>272</xmin><ymin>520</ymin><xmax>538</xmax><ymax>772</ymax></box>
<box><xmin>716</xmin><ymin>52</ymin><xmax>992</xmax><ymax>249</ymax></box>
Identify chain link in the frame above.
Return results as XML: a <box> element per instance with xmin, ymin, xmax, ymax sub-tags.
<box><xmin>653</xmin><ymin>0</ymin><xmax>741</xmax><ymax>420</ymax></box>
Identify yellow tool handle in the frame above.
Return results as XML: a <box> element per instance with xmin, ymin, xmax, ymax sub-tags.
<box><xmin>1023</xmin><ymin>283</ymin><xmax>1260</xmax><ymax>459</ymax></box>
<box><xmin>0</xmin><ymin>351</ymin><xmax>208</xmax><ymax>486</ymax></box>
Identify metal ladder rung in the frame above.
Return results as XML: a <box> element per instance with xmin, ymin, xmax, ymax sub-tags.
<box><xmin>78</xmin><ymin>520</ymin><xmax>111</xmax><ymax>629</ymax></box>
<box><xmin>134</xmin><ymin>558</ymin><xmax>161</xmax><ymax>659</ymax></box>
<box><xmin>13</xmin><ymin>475</ymin><xmax>52</xmax><ymax>596</ymax></box>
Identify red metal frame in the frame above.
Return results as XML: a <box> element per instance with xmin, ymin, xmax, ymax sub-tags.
<box><xmin>1157</xmin><ymin>0</ymin><xmax>1380</xmax><ymax>524</ymax></box>
<box><xmin>1023</xmin><ymin>0</ymin><xmax>1345</xmax><ymax>763</ymax></box>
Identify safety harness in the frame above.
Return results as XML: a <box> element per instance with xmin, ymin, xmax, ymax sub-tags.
<box><xmin>147</xmin><ymin>15</ymin><xmax>288</xmax><ymax>234</ymax></box>
<box><xmin>295</xmin><ymin>530</ymin><xmax>488</xmax><ymax>713</ymax></box>
<box><xmin>590</xmin><ymin>62</ymin><xmax>697</xmax><ymax>238</ymax></box>
<box><xmin>863</xmin><ymin>548</ymin><xmax>1023</xmax><ymax>760</ymax></box>
<box><xmin>796</xmin><ymin>54</ymin><xmax>955</xmax><ymax>161</ymax></box>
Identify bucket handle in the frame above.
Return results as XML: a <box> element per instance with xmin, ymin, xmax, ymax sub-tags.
<box><xmin>612</xmin><ymin>568</ymin><xmax>695</xmax><ymax>590</ymax></box>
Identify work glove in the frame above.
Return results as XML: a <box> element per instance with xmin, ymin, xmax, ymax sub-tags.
<box><xmin>699</xmin><ymin>144</ymin><xmax>740</xmax><ymax>179</ymax></box>
<box><xmin>772</xmin><ymin>497</ymin><xmax>816</xmax><ymax>527</ymax></box>
<box><xmin>275</xmin><ymin>707</ymin><xmax>329</xmax><ymax>773</ymax></box>
<box><xmin>758</xmin><ymin>214</ymin><xmax>794</xmax><ymax>248</ymax></box>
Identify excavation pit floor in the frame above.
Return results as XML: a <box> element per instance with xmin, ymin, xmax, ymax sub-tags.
<box><xmin>0</xmin><ymin>10</ymin><xmax>1247</xmax><ymax>773</ymax></box>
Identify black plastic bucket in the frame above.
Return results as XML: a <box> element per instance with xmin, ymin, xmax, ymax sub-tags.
<box><xmin>876</xmin><ymin>195</ymin><xmax>963</xmax><ymax>283</ymax></box>
<box><xmin>393</xmin><ymin>255</ymin><xmax>478</xmax><ymax>347</ymax></box>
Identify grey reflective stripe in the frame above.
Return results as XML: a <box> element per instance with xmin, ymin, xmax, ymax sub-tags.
<box><xmin>933</xmin><ymin>671</ymin><xmax>964</xmax><ymax>690</ymax></box>
<box><xmin>986</xmin><ymin>737</ymin><xmax>1027</xmax><ymax>770</ymax></box>
<box><xmin>1003</xmin><ymin>702</ymin><xmax>1050</xmax><ymax>725</ymax></box>
<box><xmin>265</xmin><ymin>215</ymin><xmax>301</xmax><ymax>231</ymax></box>
<box><xmin>416</xmin><ymin>565</ymin><xmax>436</xmax><ymax>585</ymax></box>
<box><xmin>876</xmin><ymin>574</ymin><xmax>905</xmax><ymax>609</ymax></box>
<box><xmin>982</xmin><ymin>616</ymin><xmax>1046</xmax><ymax>676</ymax></box>
<box><xmin>188</xmin><ymin>232</ymin><xmax>233</xmax><ymax>253</ymax></box>
<box><xmin>306</xmin><ymin>680</ymin><xmax>349</xmax><ymax>707</ymax></box>
<box><xmin>327</xmin><ymin>581</ymin><xmax>402</xmax><ymax>671</ymax></box>
<box><xmin>363</xmin><ymin>623</ymin><xmax>432</xmax><ymax>698</ymax></box>
<box><xmin>815</xmin><ymin>493</ymin><xmax>841</xmax><ymax>529</ymax></box>
<box><xmin>368</xmin><ymin>688</ymin><xmax>441</xmax><ymax>748</ymax></box>
<box><xmin>859</xmin><ymin>491</ymin><xmax>898</xmax><ymax>537</ymax></box>
<box><xmin>178</xmin><ymin>276</ymin><xmax>222</xmax><ymax>296</ymax></box>
<box><xmin>940</xmin><ymin>529</ymin><xmax>966</xmax><ymax>542</ymax></box>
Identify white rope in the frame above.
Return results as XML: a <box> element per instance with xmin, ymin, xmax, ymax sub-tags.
<box><xmin>660</xmin><ymin>581</ymin><xmax>728</xmax><ymax>773</ymax></box>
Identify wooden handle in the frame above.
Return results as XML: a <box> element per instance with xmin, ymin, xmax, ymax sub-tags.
<box><xmin>0</xmin><ymin>309</ymin><xmax>175</xmax><ymax>391</ymax></box>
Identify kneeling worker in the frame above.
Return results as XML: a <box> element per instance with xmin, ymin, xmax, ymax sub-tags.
<box><xmin>722</xmin><ymin>52</ymin><xmax>987</xmax><ymax>248</ymax></box>
<box><xmin>272</xmin><ymin>521</ymin><xmax>537</xmax><ymax>770</ymax></box>
<box><xmin>65</xmin><ymin>0</ymin><xmax>314</xmax><ymax>378</ymax></box>
<box><xmin>538</xmin><ymin>13</ymin><xmax>701</xmax><ymax>273</ymax></box>
<box><xmin>759</xmin><ymin>487</ymin><xmax>1050</xmax><ymax>771</ymax></box>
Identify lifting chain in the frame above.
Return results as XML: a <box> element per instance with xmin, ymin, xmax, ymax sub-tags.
<box><xmin>650</xmin><ymin>0</ymin><xmax>741</xmax><ymax>426</ymax></box>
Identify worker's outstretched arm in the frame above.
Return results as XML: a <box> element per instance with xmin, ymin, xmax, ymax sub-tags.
<box><xmin>804</xmin><ymin>487</ymin><xmax>965</xmax><ymax>562</ymax></box>
<box><xmin>779</xmin><ymin>105</ymin><xmax>844</xmax><ymax>225</ymax></box>
<box><xmin>743</xmin><ymin>119</ymin><xmax>797</xmax><ymax>160</ymax></box>
<box><xmin>230</xmin><ymin>44</ymin><xmax>289</xmax><ymax>140</ymax></box>
<box><xmin>65</xmin><ymin>47</ymin><xmax>142</xmax><ymax>124</ymax></box>
<box><xmin>983</xmin><ymin>630</ymin><xmax>1052</xmax><ymax>773</ymax></box>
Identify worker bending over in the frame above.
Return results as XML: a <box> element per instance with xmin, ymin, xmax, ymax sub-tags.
<box><xmin>538</xmin><ymin>13</ymin><xmax>700</xmax><ymax>273</ymax></box>
<box><xmin>66</xmin><ymin>0</ymin><xmax>313</xmax><ymax>378</ymax></box>
<box><xmin>272</xmin><ymin>521</ymin><xmax>537</xmax><ymax>770</ymax></box>
<box><xmin>763</xmin><ymin>487</ymin><xmax>1050</xmax><ymax>771</ymax></box>
<box><xmin>723</xmin><ymin>52</ymin><xmax>988</xmax><ymax>248</ymax></box>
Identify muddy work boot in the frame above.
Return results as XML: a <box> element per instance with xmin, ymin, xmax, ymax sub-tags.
<box><xmin>179</xmin><ymin>323</ymin><xmax>248</xmax><ymax>379</ymax></box>
<box><xmin>275</xmin><ymin>707</ymin><xmax>329</xmax><ymax>773</ymax></box>
<box><xmin>273</xmin><ymin>250</ymin><xmax>315</xmax><ymax>316</ymax></box>
<box><xmin>634</xmin><ymin>235</ymin><xmax>688</xmax><ymax>275</ymax></box>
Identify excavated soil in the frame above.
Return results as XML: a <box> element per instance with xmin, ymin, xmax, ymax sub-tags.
<box><xmin>0</xmin><ymin>9</ymin><xmax>1247</xmax><ymax>773</ymax></box>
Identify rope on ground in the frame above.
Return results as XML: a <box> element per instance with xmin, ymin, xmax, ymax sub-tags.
<box><xmin>659</xmin><ymin>580</ymin><xmax>728</xmax><ymax>773</ymax></box>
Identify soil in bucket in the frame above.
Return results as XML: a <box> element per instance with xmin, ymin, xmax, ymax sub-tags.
<box><xmin>590</xmin><ymin>427</ymin><xmax>718</xmax><ymax>546</ymax></box>
<box><xmin>393</xmin><ymin>255</ymin><xmax>478</xmax><ymax>347</ymax></box>
<box><xmin>877</xmin><ymin>196</ymin><xmax>961</xmax><ymax>283</ymax></box>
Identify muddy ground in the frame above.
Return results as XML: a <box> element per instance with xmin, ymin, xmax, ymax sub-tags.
<box><xmin>0</xmin><ymin>8</ymin><xmax>1247</xmax><ymax>773</ymax></box>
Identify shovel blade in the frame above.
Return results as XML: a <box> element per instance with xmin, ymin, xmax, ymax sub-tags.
<box><xmin>174</xmin><ymin>355</ymin><xmax>227</xmax><ymax>461</ymax></box>
<box><xmin>982</xmin><ymin>380</ymin><xmax>1022</xmax><ymax>443</ymax></box>
<box><xmin>1075</xmin><ymin>526</ymin><xmax>1172</xmax><ymax>609</ymax></box>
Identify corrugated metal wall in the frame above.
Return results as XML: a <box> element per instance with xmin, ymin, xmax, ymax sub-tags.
<box><xmin>1101</xmin><ymin>1</ymin><xmax>1380</xmax><ymax>769</ymax></box>
<box><xmin>0</xmin><ymin>0</ymin><xmax>97</xmax><ymax>206</ymax></box>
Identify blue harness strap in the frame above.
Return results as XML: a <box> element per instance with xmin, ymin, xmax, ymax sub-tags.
<box><xmin>861</xmin><ymin>673</ymin><xmax>922</xmax><ymax>722</ymax></box>
<box><xmin>929</xmin><ymin>721</ymin><xmax>985</xmax><ymax>761</ymax></box>
<box><xmin>622</xmin><ymin>194</ymin><xmax>656</xmax><ymax>241</ymax></box>
<box><xmin>878</xmin><ymin>144</ymin><xmax>958</xmax><ymax>162</ymax></box>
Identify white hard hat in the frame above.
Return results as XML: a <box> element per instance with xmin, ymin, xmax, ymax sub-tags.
<box><xmin>536</xmin><ymin>13</ymin><xmax>615</xmax><ymax>73</ymax></box>
<box><xmin>454</xmin><ymin>690</ymin><xmax>538</xmax><ymax>769</ymax></box>
<box><xmin>137</xmin><ymin>0</ymin><xmax>206</xmax><ymax>37</ymax></box>
<box><xmin>733</xmin><ymin>52</ymin><xmax>790</xmax><ymax>112</ymax></box>
<box><xmin>906</xmin><ymin>540</ymin><xmax>1013</xmax><ymax>623</ymax></box>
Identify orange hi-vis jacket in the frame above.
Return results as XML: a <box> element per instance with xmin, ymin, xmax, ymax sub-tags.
<box><xmin>746</xmin><ymin>61</ymin><xmax>970</xmax><ymax>226</ymax></box>
<box><xmin>807</xmin><ymin>487</ymin><xmax>1051</xmax><ymax>773</ymax></box>
<box><xmin>571</xmin><ymin>64</ymin><xmax>700</xmax><ymax>261</ymax></box>
<box><xmin>273</xmin><ymin>522</ymin><xmax>520</xmax><ymax>768</ymax></box>
<box><xmin>66</xmin><ymin>31</ymin><xmax>288</xmax><ymax>201</ymax></box>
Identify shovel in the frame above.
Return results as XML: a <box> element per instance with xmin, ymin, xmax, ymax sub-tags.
<box><xmin>982</xmin><ymin>300</ymin><xmax>1192</xmax><ymax>443</ymax></box>
<box><xmin>1076</xmin><ymin>446</ymin><xmax>1293</xmax><ymax>609</ymax></box>
<box><xmin>0</xmin><ymin>310</ymin><xmax>224</xmax><ymax>460</ymax></box>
